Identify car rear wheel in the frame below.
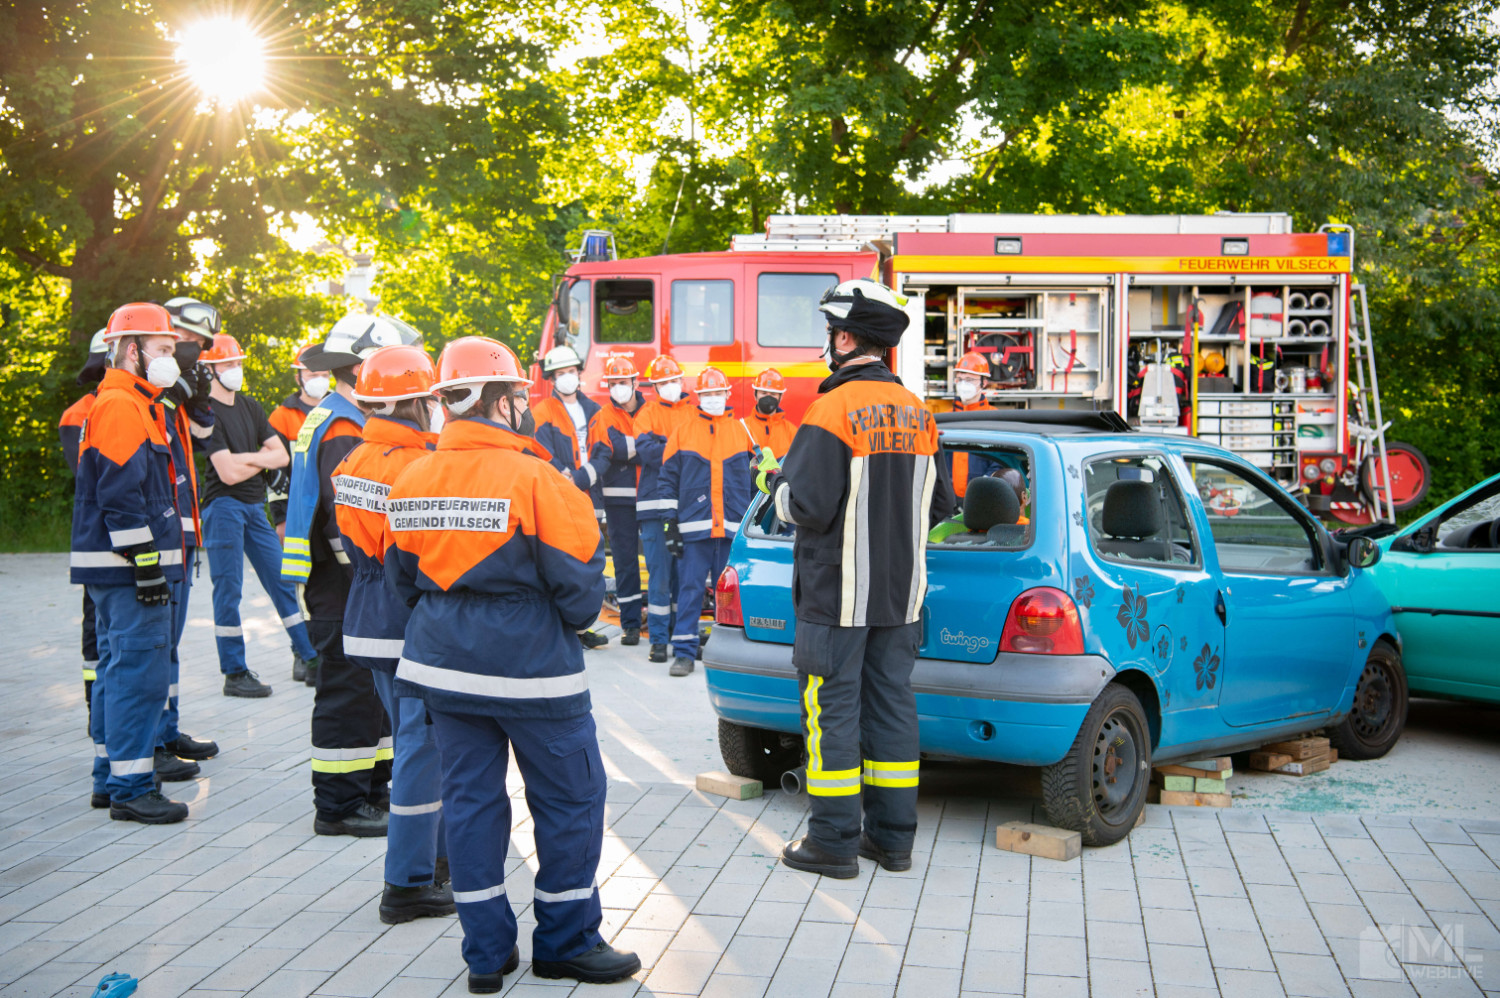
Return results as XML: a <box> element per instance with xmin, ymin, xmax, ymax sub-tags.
<box><xmin>1327</xmin><ymin>642</ymin><xmax>1407</xmax><ymax>760</ymax></box>
<box><xmin>718</xmin><ymin>718</ymin><xmax>801</xmax><ymax>784</ymax></box>
<box><xmin>1041</xmin><ymin>683</ymin><xmax>1152</xmax><ymax>847</ymax></box>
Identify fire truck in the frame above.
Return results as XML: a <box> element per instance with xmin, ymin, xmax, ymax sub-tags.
<box><xmin>532</xmin><ymin>215</ymin><xmax>1429</xmax><ymax>524</ymax></box>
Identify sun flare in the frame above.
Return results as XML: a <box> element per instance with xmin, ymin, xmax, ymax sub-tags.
<box><xmin>177</xmin><ymin>18</ymin><xmax>266</xmax><ymax>103</ymax></box>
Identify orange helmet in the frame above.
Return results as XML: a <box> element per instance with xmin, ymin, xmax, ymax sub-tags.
<box><xmin>602</xmin><ymin>354</ymin><xmax>638</xmax><ymax>380</ymax></box>
<box><xmin>291</xmin><ymin>340</ymin><xmax>320</xmax><ymax>370</ymax></box>
<box><xmin>354</xmin><ymin>345</ymin><xmax>436</xmax><ymax>402</ymax></box>
<box><xmin>432</xmin><ymin>336</ymin><xmax>527</xmax><ymax>391</ymax></box>
<box><xmin>201</xmin><ymin>334</ymin><xmax>247</xmax><ymax>364</ymax></box>
<box><xmin>697</xmin><ymin>366</ymin><xmax>731</xmax><ymax>393</ymax></box>
<box><xmin>102</xmin><ymin>302</ymin><xmax>180</xmax><ymax>343</ymax></box>
<box><xmin>956</xmin><ymin>351</ymin><xmax>990</xmax><ymax>379</ymax></box>
<box><xmin>645</xmin><ymin>355</ymin><xmax>683</xmax><ymax>383</ymax></box>
<box><xmin>752</xmin><ymin>368</ymin><xmax>786</xmax><ymax>394</ymax></box>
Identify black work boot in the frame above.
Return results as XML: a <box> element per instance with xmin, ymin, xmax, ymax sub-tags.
<box><xmin>858</xmin><ymin>833</ymin><xmax>913</xmax><ymax>873</ymax></box>
<box><xmin>154</xmin><ymin>748</ymin><xmax>201</xmax><ymax>782</ymax></box>
<box><xmin>434</xmin><ymin>856</ymin><xmax>450</xmax><ymax>886</ymax></box>
<box><xmin>532</xmin><ymin>942</ymin><xmax>641</xmax><ymax>985</ymax></box>
<box><xmin>648</xmin><ymin>644</ymin><xmax>668</xmax><ymax>663</ymax></box>
<box><xmin>467</xmin><ymin>946</ymin><xmax>520</xmax><ymax>993</ymax></box>
<box><xmin>223</xmin><ymin>669</ymin><xmax>272</xmax><ymax>698</ymax></box>
<box><xmin>669</xmin><ymin>656</ymin><xmax>694</xmax><ymax>677</ymax></box>
<box><xmin>380</xmin><ymin>881</ymin><xmax>456</xmax><ymax>924</ymax></box>
<box><xmin>314</xmin><ymin>801</ymin><xmax>389</xmax><ymax>837</ymax></box>
<box><xmin>168</xmin><ymin>733</ymin><xmax>219</xmax><ymax>760</ymax></box>
<box><xmin>110</xmin><ymin>790</ymin><xmax>189</xmax><ymax>825</ymax></box>
<box><xmin>292</xmin><ymin>654</ymin><xmax>311</xmax><ymax>683</ymax></box>
<box><xmin>578</xmin><ymin>630</ymin><xmax>608</xmax><ymax>650</ymax></box>
<box><xmin>621</xmin><ymin>627</ymin><xmax>640</xmax><ymax>646</ymax></box>
<box><xmin>781</xmin><ymin>837</ymin><xmax>859</xmax><ymax>879</ymax></box>
<box><xmin>91</xmin><ymin>792</ymin><xmax>109</xmax><ymax>809</ymax></box>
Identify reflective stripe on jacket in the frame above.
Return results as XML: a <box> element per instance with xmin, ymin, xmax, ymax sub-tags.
<box><xmin>282</xmin><ymin>393</ymin><xmax>366</xmax><ymax>583</ymax></box>
<box><xmin>660</xmin><ymin>409</ymin><xmax>756</xmax><ymax>541</ymax></box>
<box><xmin>633</xmin><ymin>397</ymin><xmax>692</xmax><ymax>520</ymax></box>
<box><xmin>385</xmin><ymin>417</ymin><xmax>606</xmax><ymax>720</ymax></box>
<box><xmin>585</xmin><ymin>394</ymin><xmax>644</xmax><ymax>505</ymax></box>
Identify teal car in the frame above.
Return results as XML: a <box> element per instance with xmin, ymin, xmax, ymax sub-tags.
<box><xmin>1371</xmin><ymin>473</ymin><xmax>1500</xmax><ymax>704</ymax></box>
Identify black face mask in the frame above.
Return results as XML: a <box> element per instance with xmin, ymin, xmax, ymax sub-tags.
<box><xmin>824</xmin><ymin>332</ymin><xmax>858</xmax><ymax>372</ymax></box>
<box><xmin>173</xmin><ymin>340</ymin><xmax>202</xmax><ymax>374</ymax></box>
<box><xmin>756</xmin><ymin>394</ymin><xmax>779</xmax><ymax>415</ymax></box>
<box><xmin>507</xmin><ymin>396</ymin><xmax>536</xmax><ymax>437</ymax></box>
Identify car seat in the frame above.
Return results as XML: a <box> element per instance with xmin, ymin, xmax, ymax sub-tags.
<box><xmin>1096</xmin><ymin>480</ymin><xmax>1168</xmax><ymax>561</ymax></box>
<box><xmin>946</xmin><ymin>476</ymin><xmax>1019</xmax><ymax>545</ymax></box>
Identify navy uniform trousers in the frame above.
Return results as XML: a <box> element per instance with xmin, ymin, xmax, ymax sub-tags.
<box><xmin>670</xmin><ymin>537</ymin><xmax>731</xmax><ymax>660</ymax></box>
<box><xmin>368</xmin><ymin>670</ymin><xmax>445</xmax><ymax>887</ymax></box>
<box><xmin>430</xmin><ymin>709</ymin><xmax>606</xmax><ymax>974</ymax></box>
<box><xmin>603</xmin><ymin>503</ymin><xmax>643</xmax><ymax>630</ymax></box>
<box><xmin>88</xmin><ymin>584</ymin><xmax>172</xmax><ymax>803</ymax></box>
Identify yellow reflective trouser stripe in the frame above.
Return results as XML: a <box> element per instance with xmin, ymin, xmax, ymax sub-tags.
<box><xmin>808</xmin><ymin>767</ymin><xmax>861</xmax><ymax>796</ymax></box>
<box><xmin>284</xmin><ymin>538</ymin><xmax>311</xmax><ymax>553</ymax></box>
<box><xmin>282</xmin><ymin>559</ymin><xmax>311</xmax><ymax>579</ymax></box>
<box><xmin>863</xmin><ymin>759</ymin><xmax>920</xmax><ymax>788</ymax></box>
<box><xmin>82</xmin><ymin>669</ymin><xmax>97</xmax><ymax>681</ymax></box>
<box><xmin>803</xmin><ymin>677</ymin><xmax>860</xmax><ymax>795</ymax></box>
<box><xmin>311</xmin><ymin>747</ymin><xmax>385</xmax><ymax>773</ymax></box>
<box><xmin>804</xmin><ymin>676</ymin><xmax>824</xmax><ymax>774</ymax></box>
<box><xmin>310</xmin><ymin>758</ymin><xmax>379</xmax><ymax>774</ymax></box>
<box><xmin>376</xmin><ymin>746</ymin><xmax>394</xmax><ymax>762</ymax></box>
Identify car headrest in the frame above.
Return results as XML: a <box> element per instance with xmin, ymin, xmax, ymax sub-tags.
<box><xmin>1102</xmin><ymin>480</ymin><xmax>1162</xmax><ymax>539</ymax></box>
<box><xmin>964</xmin><ymin>475</ymin><xmax>1020</xmax><ymax>532</ymax></box>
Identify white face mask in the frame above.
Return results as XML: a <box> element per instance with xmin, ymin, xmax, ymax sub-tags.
<box><xmin>303</xmin><ymin>374</ymin><xmax>330</xmax><ymax>401</ymax></box>
<box><xmin>609</xmin><ymin>382</ymin><xmax>634</xmax><ymax>405</ymax></box>
<box><xmin>554</xmin><ymin>372</ymin><xmax>580</xmax><ymax>396</ymax></box>
<box><xmin>657</xmin><ymin>380</ymin><xmax>683</xmax><ymax>403</ymax></box>
<box><xmin>218</xmin><ymin>367</ymin><xmax>245</xmax><ymax>392</ymax></box>
<box><xmin>145</xmin><ymin>355</ymin><xmax>181</xmax><ymax>389</ymax></box>
<box><xmin>699</xmin><ymin>393</ymin><xmax>727</xmax><ymax>417</ymax></box>
<box><xmin>955</xmin><ymin>377</ymin><xmax>980</xmax><ymax>402</ymax></box>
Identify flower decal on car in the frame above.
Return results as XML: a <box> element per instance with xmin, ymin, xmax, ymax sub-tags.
<box><xmin>1153</xmin><ymin>626</ymin><xmax>1173</xmax><ymax>664</ymax></box>
<box><xmin>1193</xmin><ymin>643</ymin><xmax>1221</xmax><ymax>691</ymax></box>
<box><xmin>1073</xmin><ymin>511</ymin><xmax>1085</xmax><ymax>528</ymax></box>
<box><xmin>1073</xmin><ymin>576</ymin><xmax>1095</xmax><ymax>609</ymax></box>
<box><xmin>1116</xmin><ymin>586</ymin><xmax>1149</xmax><ymax>649</ymax></box>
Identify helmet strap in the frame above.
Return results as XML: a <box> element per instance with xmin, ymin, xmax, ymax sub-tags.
<box><xmin>370</xmin><ymin>400</ymin><xmax>397</xmax><ymax>416</ymax></box>
<box><xmin>446</xmin><ymin>384</ymin><xmax>484</xmax><ymax>416</ymax></box>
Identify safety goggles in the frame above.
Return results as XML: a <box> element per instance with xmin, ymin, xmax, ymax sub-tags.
<box><xmin>167</xmin><ymin>300</ymin><xmax>221</xmax><ymax>335</ymax></box>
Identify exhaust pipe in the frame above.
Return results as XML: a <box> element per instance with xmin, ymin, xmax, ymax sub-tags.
<box><xmin>780</xmin><ymin>767</ymin><xmax>806</xmax><ymax>795</ymax></box>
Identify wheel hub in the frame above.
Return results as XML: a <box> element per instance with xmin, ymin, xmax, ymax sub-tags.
<box><xmin>1352</xmin><ymin>662</ymin><xmax>1393</xmax><ymax>739</ymax></box>
<box><xmin>1093</xmin><ymin>712</ymin><xmax>1139</xmax><ymax>814</ymax></box>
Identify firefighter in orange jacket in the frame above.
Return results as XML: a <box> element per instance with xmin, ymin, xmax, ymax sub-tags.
<box><xmin>660</xmin><ymin>367</ymin><xmax>755</xmax><ymax>677</ymax></box>
<box><xmin>945</xmin><ymin>351</ymin><xmax>999</xmax><ymax>498</ymax></box>
<box><xmin>384</xmin><ymin>337</ymin><xmax>640</xmax><ymax>990</ymax></box>
<box><xmin>584</xmin><ymin>355</ymin><xmax>645</xmax><ymax>644</ymax></box>
<box><xmin>742</xmin><ymin>368</ymin><xmax>797</xmax><ymax>459</ymax></box>
<box><xmin>632</xmin><ymin>355</ymin><xmax>693</xmax><ymax>662</ymax></box>
<box><xmin>60</xmin><ymin>329</ymin><xmax>109</xmax><ymax>723</ymax></box>
<box><xmin>333</xmin><ymin>344</ymin><xmax>453</xmax><ymax>924</ymax></box>
<box><xmin>758</xmin><ymin>279</ymin><xmax>954</xmax><ymax>879</ymax></box>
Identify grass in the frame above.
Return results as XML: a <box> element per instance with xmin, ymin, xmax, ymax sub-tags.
<box><xmin>0</xmin><ymin>508</ymin><xmax>72</xmax><ymax>553</ymax></box>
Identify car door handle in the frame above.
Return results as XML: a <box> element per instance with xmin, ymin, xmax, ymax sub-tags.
<box><xmin>1215</xmin><ymin>591</ymin><xmax>1227</xmax><ymax>626</ymax></box>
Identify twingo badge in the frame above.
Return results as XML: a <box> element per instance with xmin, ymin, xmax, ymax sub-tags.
<box><xmin>747</xmin><ymin>616</ymin><xmax>786</xmax><ymax>631</ymax></box>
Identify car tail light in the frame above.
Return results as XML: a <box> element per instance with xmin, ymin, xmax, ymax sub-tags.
<box><xmin>1000</xmin><ymin>587</ymin><xmax>1084</xmax><ymax>655</ymax></box>
<box><xmin>715</xmin><ymin>566</ymin><xmax>743</xmax><ymax>626</ymax></box>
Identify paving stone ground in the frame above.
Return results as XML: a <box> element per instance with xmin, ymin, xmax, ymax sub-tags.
<box><xmin>1</xmin><ymin>553</ymin><xmax>1497</xmax><ymax>998</ymax></box>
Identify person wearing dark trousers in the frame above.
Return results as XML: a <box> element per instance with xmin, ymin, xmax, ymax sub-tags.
<box><xmin>632</xmin><ymin>355</ymin><xmax>692</xmax><ymax>663</ymax></box>
<box><xmin>759</xmin><ymin>279</ymin><xmax>954</xmax><ymax>879</ymax></box>
<box><xmin>60</xmin><ymin>329</ymin><xmax>110</xmax><ymax>726</ymax></box>
<box><xmin>584</xmin><ymin>354</ymin><xmax>646</xmax><ymax>644</ymax></box>
<box><xmin>385</xmin><ymin>336</ymin><xmax>639</xmax><ymax>991</ymax></box>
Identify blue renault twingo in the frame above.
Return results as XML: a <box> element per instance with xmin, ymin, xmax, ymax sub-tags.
<box><xmin>703</xmin><ymin>410</ymin><xmax>1403</xmax><ymax>845</ymax></box>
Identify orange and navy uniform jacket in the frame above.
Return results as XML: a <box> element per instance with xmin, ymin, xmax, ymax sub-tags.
<box><xmin>743</xmin><ymin>409</ymin><xmax>798</xmax><ymax>460</ymax></box>
<box><xmin>384</xmin><ymin>417</ymin><xmax>606</xmax><ymax>721</ymax></box>
<box><xmin>660</xmin><ymin>408</ymin><xmax>757</xmax><ymax>542</ymax></box>
<box><xmin>943</xmin><ymin>398</ymin><xmax>998</xmax><ymax>499</ymax></box>
<box><xmin>332</xmin><ymin>416</ymin><xmax>436</xmax><ymax>674</ymax></box>
<box><xmin>59</xmin><ymin>392</ymin><xmax>97</xmax><ymax>473</ymax></box>
<box><xmin>532</xmin><ymin>389</ymin><xmax>601</xmax><ymax>496</ymax></box>
<box><xmin>585</xmin><ymin>392</ymin><xmax>644</xmax><ymax>507</ymax></box>
<box><xmin>771</xmin><ymin>362</ymin><xmax>955</xmax><ymax>628</ymax></box>
<box><xmin>268</xmin><ymin>394</ymin><xmax>315</xmax><ymax>525</ymax></box>
<box><xmin>69</xmin><ymin>369</ymin><xmax>188</xmax><ymax>586</ymax></box>
<box><xmin>632</xmin><ymin>396</ymin><xmax>692</xmax><ymax>522</ymax></box>
<box><xmin>160</xmin><ymin>400</ymin><xmax>203</xmax><ymax>550</ymax></box>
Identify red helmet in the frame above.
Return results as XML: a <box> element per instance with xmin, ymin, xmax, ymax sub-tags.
<box><xmin>354</xmin><ymin>345</ymin><xmax>437</xmax><ymax>402</ymax></box>
<box><xmin>432</xmin><ymin>336</ymin><xmax>527</xmax><ymax>390</ymax></box>
<box><xmin>645</xmin><ymin>355</ymin><xmax>683</xmax><ymax>382</ymax></box>
<box><xmin>102</xmin><ymin>303</ymin><xmax>180</xmax><ymax>343</ymax></box>
<box><xmin>201</xmin><ymin>334</ymin><xmax>247</xmax><ymax>364</ymax></box>
<box><xmin>291</xmin><ymin>340</ymin><xmax>320</xmax><ymax>370</ymax></box>
<box><xmin>956</xmin><ymin>351</ymin><xmax>990</xmax><ymax>379</ymax></box>
<box><xmin>752</xmin><ymin>368</ymin><xmax>786</xmax><ymax>394</ymax></box>
<box><xmin>602</xmin><ymin>354</ymin><xmax>638</xmax><ymax>380</ymax></box>
<box><xmin>697</xmin><ymin>367</ymin><xmax>731</xmax><ymax>393</ymax></box>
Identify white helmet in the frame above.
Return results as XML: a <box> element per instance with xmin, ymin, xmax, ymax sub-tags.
<box><xmin>88</xmin><ymin>328</ymin><xmax>109</xmax><ymax>354</ymax></box>
<box><xmin>818</xmin><ymin>278</ymin><xmax>910</xmax><ymax>347</ymax></box>
<box><xmin>163</xmin><ymin>297</ymin><xmax>220</xmax><ymax>344</ymax></box>
<box><xmin>301</xmin><ymin>313</ymin><xmax>422</xmax><ymax>372</ymax></box>
<box><xmin>541</xmin><ymin>343</ymin><xmax>583</xmax><ymax>374</ymax></box>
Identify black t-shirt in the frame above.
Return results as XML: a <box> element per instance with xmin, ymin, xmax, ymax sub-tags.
<box><xmin>201</xmin><ymin>394</ymin><xmax>277</xmax><ymax>507</ymax></box>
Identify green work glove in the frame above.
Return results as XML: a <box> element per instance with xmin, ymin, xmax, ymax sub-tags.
<box><xmin>755</xmin><ymin>447</ymin><xmax>782</xmax><ymax>494</ymax></box>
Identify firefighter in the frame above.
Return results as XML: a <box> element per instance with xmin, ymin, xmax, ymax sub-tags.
<box><xmin>743</xmin><ymin>368</ymin><xmax>797</xmax><ymax>459</ymax></box>
<box><xmin>758</xmin><ymin>278</ymin><xmax>953</xmax><ymax>878</ymax></box>
<box><xmin>73</xmin><ymin>303</ymin><xmax>193</xmax><ymax>824</ymax></box>
<box><xmin>59</xmin><ymin>330</ymin><xmax>109</xmax><ymax>730</ymax></box>
<box><xmin>584</xmin><ymin>355</ymin><xmax>645</xmax><ymax>645</ymax></box>
<box><xmin>284</xmin><ymin>315</ymin><xmax>419</xmax><ymax>837</ymax></box>
<box><xmin>267</xmin><ymin>341</ymin><xmax>327</xmax><ymax>681</ymax></box>
<box><xmin>632</xmin><ymin>355</ymin><xmax>692</xmax><ymax>663</ymax></box>
<box><xmin>532</xmin><ymin>344</ymin><xmax>610</xmax><ymax>651</ymax></box>
<box><xmin>943</xmin><ymin>351</ymin><xmax>998</xmax><ymax>498</ymax></box>
<box><xmin>660</xmin><ymin>366</ymin><xmax>755</xmax><ymax>677</ymax></box>
<box><xmin>384</xmin><ymin>336</ymin><xmax>640</xmax><ymax>990</ymax></box>
<box><xmin>332</xmin><ymin>344</ymin><xmax>453</xmax><ymax>923</ymax></box>
<box><xmin>199</xmin><ymin>333</ymin><xmax>322</xmax><ymax>698</ymax></box>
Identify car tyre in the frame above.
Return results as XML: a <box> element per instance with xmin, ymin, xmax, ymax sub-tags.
<box><xmin>718</xmin><ymin>718</ymin><xmax>801</xmax><ymax>784</ymax></box>
<box><xmin>1327</xmin><ymin>641</ymin><xmax>1407</xmax><ymax>760</ymax></box>
<box><xmin>1041</xmin><ymin>683</ymin><xmax>1152</xmax><ymax>847</ymax></box>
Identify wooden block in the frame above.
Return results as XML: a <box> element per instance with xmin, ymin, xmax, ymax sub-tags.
<box><xmin>1329</xmin><ymin>748</ymin><xmax>1338</xmax><ymax>763</ymax></box>
<box><xmin>1172</xmin><ymin>757</ymin><xmax>1232</xmax><ymax>772</ymax></box>
<box><xmin>1263</xmin><ymin>737</ymin><xmax>1330</xmax><ymax>761</ymax></box>
<box><xmin>1162</xmin><ymin>775</ymin><xmax>1196</xmax><ymax>792</ymax></box>
<box><xmin>995</xmin><ymin>821</ymin><xmax>1082</xmax><ymax>862</ymax></box>
<box><xmin>1159</xmin><ymin>790</ymin><xmax>1233</xmax><ymax>808</ymax></box>
<box><xmin>1146</xmin><ymin>784</ymin><xmax>1162</xmax><ymax>804</ymax></box>
<box><xmin>1249</xmin><ymin>751</ymin><xmax>1294</xmax><ymax>772</ymax></box>
<box><xmin>1135</xmin><ymin>807</ymin><xmax>1147</xmax><ymax>827</ymax></box>
<box><xmin>695</xmin><ymin>772</ymin><xmax>762</xmax><ymax>800</ymax></box>
<box><xmin>1194</xmin><ymin>777</ymin><xmax>1228</xmax><ymax>794</ymax></box>
<box><xmin>1274</xmin><ymin>754</ymin><xmax>1330</xmax><ymax>777</ymax></box>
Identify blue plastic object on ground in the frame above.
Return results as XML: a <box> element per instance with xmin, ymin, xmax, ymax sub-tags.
<box><xmin>91</xmin><ymin>973</ymin><xmax>137</xmax><ymax>998</ymax></box>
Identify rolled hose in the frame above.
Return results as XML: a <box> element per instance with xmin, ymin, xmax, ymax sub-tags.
<box><xmin>781</xmin><ymin>767</ymin><xmax>806</xmax><ymax>795</ymax></box>
<box><xmin>1286</xmin><ymin>319</ymin><xmax>1308</xmax><ymax>337</ymax></box>
<box><xmin>1308</xmin><ymin>319</ymin><xmax>1330</xmax><ymax>338</ymax></box>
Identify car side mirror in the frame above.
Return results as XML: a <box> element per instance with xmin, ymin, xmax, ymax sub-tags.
<box><xmin>1348</xmin><ymin>535</ymin><xmax>1381</xmax><ymax>569</ymax></box>
<box><xmin>554</xmin><ymin>278</ymin><xmax>573</xmax><ymax>326</ymax></box>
